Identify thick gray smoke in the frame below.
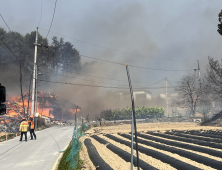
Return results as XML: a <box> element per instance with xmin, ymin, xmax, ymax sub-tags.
<box><xmin>1</xmin><ymin>1</ymin><xmax>222</xmax><ymax>120</ymax></box>
<box><xmin>47</xmin><ymin>3</ymin><xmax>160</xmax><ymax>119</ymax></box>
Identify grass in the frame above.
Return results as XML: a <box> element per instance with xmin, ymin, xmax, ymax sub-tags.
<box><xmin>0</xmin><ymin>133</ymin><xmax>17</xmax><ymax>142</ymax></box>
<box><xmin>58</xmin><ymin>141</ymin><xmax>83</xmax><ymax>170</ymax></box>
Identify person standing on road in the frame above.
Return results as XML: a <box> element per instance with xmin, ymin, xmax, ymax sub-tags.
<box><xmin>27</xmin><ymin>115</ymin><xmax>36</xmax><ymax>140</ymax></box>
<box><xmin>19</xmin><ymin>118</ymin><xmax>29</xmax><ymax>142</ymax></box>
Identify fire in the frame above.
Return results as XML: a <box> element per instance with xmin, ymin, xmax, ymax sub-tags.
<box><xmin>3</xmin><ymin>92</ymin><xmax>55</xmax><ymax>120</ymax></box>
<box><xmin>39</xmin><ymin>108</ymin><xmax>54</xmax><ymax>118</ymax></box>
<box><xmin>1</xmin><ymin>91</ymin><xmax>79</xmax><ymax>123</ymax></box>
<box><xmin>69</xmin><ymin>108</ymin><xmax>81</xmax><ymax>114</ymax></box>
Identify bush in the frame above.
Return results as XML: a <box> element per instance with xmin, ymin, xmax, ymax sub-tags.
<box><xmin>100</xmin><ymin>106</ymin><xmax>165</xmax><ymax>120</ymax></box>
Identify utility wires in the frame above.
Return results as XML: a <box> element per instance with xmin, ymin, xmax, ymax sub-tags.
<box><xmin>39</xmin><ymin>27</ymin><xmax>197</xmax><ymax>62</ymax></box>
<box><xmin>39</xmin><ymin>79</ymin><xmax>174</xmax><ymax>90</ymax></box>
<box><xmin>0</xmin><ymin>37</ymin><xmax>19</xmax><ymax>63</ymax></box>
<box><xmin>46</xmin><ymin>0</ymin><xmax>58</xmax><ymax>39</ymax></box>
<box><xmin>0</xmin><ymin>14</ymin><xmax>11</xmax><ymax>32</ymax></box>
<box><xmin>38</xmin><ymin>0</ymin><xmax>43</xmax><ymax>27</ymax></box>
<box><xmin>42</xmin><ymin>48</ymin><xmax>194</xmax><ymax>72</ymax></box>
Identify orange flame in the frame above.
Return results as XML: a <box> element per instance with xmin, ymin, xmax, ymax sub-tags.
<box><xmin>69</xmin><ymin>108</ymin><xmax>81</xmax><ymax>114</ymax></box>
<box><xmin>4</xmin><ymin>93</ymin><xmax>55</xmax><ymax>120</ymax></box>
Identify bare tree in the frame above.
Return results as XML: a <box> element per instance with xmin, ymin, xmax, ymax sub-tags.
<box><xmin>204</xmin><ymin>56</ymin><xmax>222</xmax><ymax>101</ymax></box>
<box><xmin>171</xmin><ymin>75</ymin><xmax>202</xmax><ymax>117</ymax></box>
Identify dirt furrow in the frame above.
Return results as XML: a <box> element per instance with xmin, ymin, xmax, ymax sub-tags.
<box><xmin>89</xmin><ymin>136</ymin><xmax>138</xmax><ymax>170</ymax></box>
<box><xmin>99</xmin><ymin>135</ymin><xmax>176</xmax><ymax>170</ymax></box>
<box><xmin>87</xmin><ymin>123</ymin><xmax>222</xmax><ymax>134</ymax></box>
<box><xmin>80</xmin><ymin>137</ymin><xmax>96</xmax><ymax>170</ymax></box>
<box><xmin>115</xmin><ymin>134</ymin><xmax>216</xmax><ymax>170</ymax></box>
<box><xmin>137</xmin><ymin>134</ymin><xmax>222</xmax><ymax>162</ymax></box>
<box><xmin>145</xmin><ymin>133</ymin><xmax>222</xmax><ymax>152</ymax></box>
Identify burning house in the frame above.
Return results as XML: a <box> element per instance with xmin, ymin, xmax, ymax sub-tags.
<box><xmin>0</xmin><ymin>91</ymin><xmax>80</xmax><ymax>133</ymax></box>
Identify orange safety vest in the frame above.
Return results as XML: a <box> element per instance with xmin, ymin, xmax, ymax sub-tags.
<box><xmin>27</xmin><ymin>120</ymin><xmax>35</xmax><ymax>129</ymax></box>
<box><xmin>19</xmin><ymin>121</ymin><xmax>29</xmax><ymax>132</ymax></box>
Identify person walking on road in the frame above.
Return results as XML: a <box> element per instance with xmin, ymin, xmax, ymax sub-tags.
<box><xmin>19</xmin><ymin>117</ymin><xmax>29</xmax><ymax>142</ymax></box>
<box><xmin>27</xmin><ymin>115</ymin><xmax>36</xmax><ymax>140</ymax></box>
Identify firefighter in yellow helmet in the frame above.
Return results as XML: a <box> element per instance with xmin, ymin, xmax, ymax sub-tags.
<box><xmin>27</xmin><ymin>115</ymin><xmax>36</xmax><ymax>140</ymax></box>
<box><xmin>19</xmin><ymin>117</ymin><xmax>29</xmax><ymax>142</ymax></box>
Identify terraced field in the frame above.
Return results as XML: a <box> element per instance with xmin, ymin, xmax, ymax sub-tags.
<box><xmin>80</xmin><ymin>123</ymin><xmax>222</xmax><ymax>170</ymax></box>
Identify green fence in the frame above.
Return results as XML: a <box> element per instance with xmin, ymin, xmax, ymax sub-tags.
<box><xmin>63</xmin><ymin>123</ymin><xmax>90</xmax><ymax>170</ymax></box>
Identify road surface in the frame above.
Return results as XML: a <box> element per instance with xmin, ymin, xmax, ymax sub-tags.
<box><xmin>0</xmin><ymin>126</ymin><xmax>74</xmax><ymax>170</ymax></box>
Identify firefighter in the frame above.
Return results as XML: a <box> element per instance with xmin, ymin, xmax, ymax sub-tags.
<box><xmin>19</xmin><ymin>117</ymin><xmax>29</xmax><ymax>142</ymax></box>
<box><xmin>27</xmin><ymin>115</ymin><xmax>36</xmax><ymax>140</ymax></box>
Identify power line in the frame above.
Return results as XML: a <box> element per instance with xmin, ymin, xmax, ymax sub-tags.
<box><xmin>80</xmin><ymin>54</ymin><xmax>193</xmax><ymax>72</ymax></box>
<box><xmin>38</xmin><ymin>27</ymin><xmax>196</xmax><ymax>62</ymax></box>
<box><xmin>39</xmin><ymin>69</ymin><xmax>166</xmax><ymax>89</ymax></box>
<box><xmin>0</xmin><ymin>39</ymin><xmax>33</xmax><ymax>78</ymax></box>
<box><xmin>167</xmin><ymin>79</ymin><xmax>176</xmax><ymax>88</ymax></box>
<box><xmin>0</xmin><ymin>37</ymin><xmax>19</xmax><ymax>63</ymax></box>
<box><xmin>38</xmin><ymin>79</ymin><xmax>174</xmax><ymax>90</ymax></box>
<box><xmin>128</xmin><ymin>64</ymin><xmax>193</xmax><ymax>72</ymax></box>
<box><xmin>0</xmin><ymin>14</ymin><xmax>34</xmax><ymax>78</ymax></box>
<box><xmin>38</xmin><ymin>0</ymin><xmax>43</xmax><ymax>27</ymax></box>
<box><xmin>24</xmin><ymin>49</ymin><xmax>167</xmax><ymax>85</ymax></box>
<box><xmin>46</xmin><ymin>0</ymin><xmax>58</xmax><ymax>39</ymax></box>
<box><xmin>0</xmin><ymin>13</ymin><xmax>11</xmax><ymax>32</ymax></box>
<box><xmin>41</xmin><ymin>68</ymin><xmax>164</xmax><ymax>84</ymax></box>
<box><xmin>43</xmin><ymin>48</ymin><xmax>194</xmax><ymax>72</ymax></box>
<box><xmin>39</xmin><ymin>70</ymin><xmax>132</xmax><ymax>87</ymax></box>
<box><xmin>66</xmin><ymin>70</ymin><xmax>129</xmax><ymax>82</ymax></box>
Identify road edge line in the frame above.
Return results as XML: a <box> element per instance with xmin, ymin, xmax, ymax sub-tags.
<box><xmin>51</xmin><ymin>141</ymin><xmax>70</xmax><ymax>170</ymax></box>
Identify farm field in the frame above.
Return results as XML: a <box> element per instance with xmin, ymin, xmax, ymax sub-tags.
<box><xmin>80</xmin><ymin>122</ymin><xmax>222</xmax><ymax>170</ymax></box>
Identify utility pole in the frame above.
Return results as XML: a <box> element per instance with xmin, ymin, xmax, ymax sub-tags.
<box><xmin>194</xmin><ymin>60</ymin><xmax>201</xmax><ymax>119</ymax></box>
<box><xmin>125</xmin><ymin>64</ymin><xmax>140</xmax><ymax>170</ymax></box>
<box><xmin>165</xmin><ymin>77</ymin><xmax>169</xmax><ymax>118</ymax></box>
<box><xmin>35</xmin><ymin>65</ymin><xmax>38</xmax><ymax>116</ymax></box>
<box><xmin>194</xmin><ymin>60</ymin><xmax>201</xmax><ymax>89</ymax></box>
<box><xmin>31</xmin><ymin>27</ymin><xmax>38</xmax><ymax>116</ymax></box>
<box><xmin>198</xmin><ymin>60</ymin><xmax>201</xmax><ymax>89</ymax></box>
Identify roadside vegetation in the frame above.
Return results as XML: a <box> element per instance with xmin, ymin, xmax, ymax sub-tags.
<box><xmin>57</xmin><ymin>141</ymin><xmax>83</xmax><ymax>170</ymax></box>
<box><xmin>99</xmin><ymin>106</ymin><xmax>165</xmax><ymax>120</ymax></box>
<box><xmin>0</xmin><ymin>133</ymin><xmax>17</xmax><ymax>142</ymax></box>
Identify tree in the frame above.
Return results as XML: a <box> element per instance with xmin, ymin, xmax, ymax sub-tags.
<box><xmin>171</xmin><ymin>75</ymin><xmax>202</xmax><ymax>117</ymax></box>
<box><xmin>218</xmin><ymin>10</ymin><xmax>222</xmax><ymax>36</ymax></box>
<box><xmin>204</xmin><ymin>56</ymin><xmax>222</xmax><ymax>101</ymax></box>
<box><xmin>0</xmin><ymin>28</ymin><xmax>81</xmax><ymax>88</ymax></box>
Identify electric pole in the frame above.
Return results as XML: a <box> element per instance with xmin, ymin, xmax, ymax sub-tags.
<box><xmin>194</xmin><ymin>60</ymin><xmax>201</xmax><ymax>89</ymax></box>
<box><xmin>35</xmin><ymin>65</ymin><xmax>38</xmax><ymax>116</ymax></box>
<box><xmin>125</xmin><ymin>64</ymin><xmax>140</xmax><ymax>170</ymax></box>
<box><xmin>31</xmin><ymin>27</ymin><xmax>39</xmax><ymax>116</ymax></box>
<box><xmin>194</xmin><ymin>60</ymin><xmax>201</xmax><ymax>119</ymax></box>
<box><xmin>165</xmin><ymin>77</ymin><xmax>169</xmax><ymax>118</ymax></box>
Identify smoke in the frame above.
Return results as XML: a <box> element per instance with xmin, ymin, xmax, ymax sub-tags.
<box><xmin>45</xmin><ymin>3</ymin><xmax>161</xmax><ymax>119</ymax></box>
<box><xmin>2</xmin><ymin>1</ymin><xmax>222</xmax><ymax>120</ymax></box>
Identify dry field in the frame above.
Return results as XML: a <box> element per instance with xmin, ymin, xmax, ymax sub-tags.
<box><xmin>80</xmin><ymin>122</ymin><xmax>222</xmax><ymax>170</ymax></box>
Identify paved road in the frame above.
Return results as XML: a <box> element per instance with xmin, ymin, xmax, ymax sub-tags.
<box><xmin>0</xmin><ymin>126</ymin><xmax>74</xmax><ymax>170</ymax></box>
